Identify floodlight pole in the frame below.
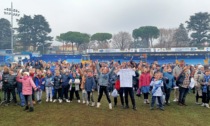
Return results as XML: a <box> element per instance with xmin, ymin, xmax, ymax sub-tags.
<box><xmin>4</xmin><ymin>2</ymin><xmax>20</xmax><ymax>54</ymax></box>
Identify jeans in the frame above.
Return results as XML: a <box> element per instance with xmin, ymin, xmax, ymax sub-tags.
<box><xmin>36</xmin><ymin>90</ymin><xmax>43</xmax><ymax>101</ymax></box>
<box><xmin>69</xmin><ymin>87</ymin><xmax>80</xmax><ymax>101</ymax></box>
<box><xmin>82</xmin><ymin>90</ymin><xmax>87</xmax><ymax>102</ymax></box>
<box><xmin>46</xmin><ymin>87</ymin><xmax>53</xmax><ymax>100</ymax></box>
<box><xmin>124</xmin><ymin>87</ymin><xmax>136</xmax><ymax>108</ymax></box>
<box><xmin>114</xmin><ymin>88</ymin><xmax>124</xmax><ymax>106</ymax></box>
<box><xmin>53</xmin><ymin>88</ymin><xmax>62</xmax><ymax>99</ymax></box>
<box><xmin>202</xmin><ymin>92</ymin><xmax>210</xmax><ymax>104</ymax></box>
<box><xmin>97</xmin><ymin>86</ymin><xmax>111</xmax><ymax>103</ymax></box>
<box><xmin>87</xmin><ymin>91</ymin><xmax>95</xmax><ymax>102</ymax></box>
<box><xmin>6</xmin><ymin>88</ymin><xmax>17</xmax><ymax>103</ymax></box>
<box><xmin>178</xmin><ymin>87</ymin><xmax>189</xmax><ymax>104</ymax></box>
<box><xmin>165</xmin><ymin>88</ymin><xmax>171</xmax><ymax>104</ymax></box>
<box><xmin>151</xmin><ymin>96</ymin><xmax>163</xmax><ymax>108</ymax></box>
<box><xmin>18</xmin><ymin>91</ymin><xmax>25</xmax><ymax>106</ymax></box>
<box><xmin>24</xmin><ymin>95</ymin><xmax>33</xmax><ymax>107</ymax></box>
<box><xmin>62</xmin><ymin>85</ymin><xmax>69</xmax><ymax>99</ymax></box>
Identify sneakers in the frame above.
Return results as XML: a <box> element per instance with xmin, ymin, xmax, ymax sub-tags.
<box><xmin>46</xmin><ymin>99</ymin><xmax>49</xmax><ymax>102</ymax></box>
<box><xmin>66</xmin><ymin>99</ymin><xmax>70</xmax><ymax>103</ymax></box>
<box><xmin>173</xmin><ymin>99</ymin><xmax>178</xmax><ymax>102</ymax></box>
<box><xmin>50</xmin><ymin>99</ymin><xmax>53</xmax><ymax>102</ymax></box>
<box><xmin>201</xmin><ymin>103</ymin><xmax>205</xmax><ymax>107</ymax></box>
<box><xmin>86</xmin><ymin>101</ymin><xmax>89</xmax><ymax>106</ymax></box>
<box><xmin>78</xmin><ymin>100</ymin><xmax>81</xmax><ymax>103</ymax></box>
<box><xmin>109</xmin><ymin>103</ymin><xmax>112</xmax><ymax>109</ymax></box>
<box><xmin>82</xmin><ymin>100</ymin><xmax>86</xmax><ymax>104</ymax></box>
<box><xmin>91</xmin><ymin>102</ymin><xmax>95</xmax><ymax>107</ymax></box>
<box><xmin>59</xmin><ymin>99</ymin><xmax>62</xmax><ymax>103</ymax></box>
<box><xmin>195</xmin><ymin>102</ymin><xmax>201</xmax><ymax>105</ymax></box>
<box><xmin>143</xmin><ymin>99</ymin><xmax>146</xmax><ymax>104</ymax></box>
<box><xmin>97</xmin><ymin>102</ymin><xmax>101</xmax><ymax>108</ymax></box>
<box><xmin>53</xmin><ymin>99</ymin><xmax>57</xmax><ymax>103</ymax></box>
<box><xmin>146</xmin><ymin>99</ymin><xmax>150</xmax><ymax>104</ymax></box>
<box><xmin>205</xmin><ymin>103</ymin><xmax>210</xmax><ymax>108</ymax></box>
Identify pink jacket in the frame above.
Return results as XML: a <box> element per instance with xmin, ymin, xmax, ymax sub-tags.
<box><xmin>139</xmin><ymin>72</ymin><xmax>151</xmax><ymax>87</ymax></box>
<box><xmin>16</xmin><ymin>76</ymin><xmax>37</xmax><ymax>95</ymax></box>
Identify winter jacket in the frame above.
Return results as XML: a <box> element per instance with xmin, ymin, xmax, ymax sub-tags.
<box><xmin>139</xmin><ymin>72</ymin><xmax>151</xmax><ymax>87</ymax></box>
<box><xmin>53</xmin><ymin>75</ymin><xmax>62</xmax><ymax>89</ymax></box>
<box><xmin>34</xmin><ymin>75</ymin><xmax>45</xmax><ymax>91</ymax></box>
<box><xmin>194</xmin><ymin>70</ymin><xmax>204</xmax><ymax>96</ymax></box>
<box><xmin>85</xmin><ymin>76</ymin><xmax>96</xmax><ymax>92</ymax></box>
<box><xmin>16</xmin><ymin>76</ymin><xmax>36</xmax><ymax>95</ymax></box>
<box><xmin>2</xmin><ymin>72</ymin><xmax>10</xmax><ymax>91</ymax></box>
<box><xmin>7</xmin><ymin>74</ymin><xmax>17</xmax><ymax>89</ymax></box>
<box><xmin>163</xmin><ymin>72</ymin><xmax>175</xmax><ymax>89</ymax></box>
<box><xmin>96</xmin><ymin>63</ymin><xmax>115</xmax><ymax>87</ymax></box>
<box><xmin>44</xmin><ymin>75</ymin><xmax>54</xmax><ymax>87</ymax></box>
<box><xmin>61</xmin><ymin>74</ymin><xmax>71</xmax><ymax>86</ymax></box>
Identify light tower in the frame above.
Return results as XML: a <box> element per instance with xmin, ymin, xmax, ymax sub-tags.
<box><xmin>4</xmin><ymin>2</ymin><xmax>20</xmax><ymax>54</ymax></box>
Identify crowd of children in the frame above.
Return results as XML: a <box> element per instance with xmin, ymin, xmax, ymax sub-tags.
<box><xmin>0</xmin><ymin>59</ymin><xmax>210</xmax><ymax>112</ymax></box>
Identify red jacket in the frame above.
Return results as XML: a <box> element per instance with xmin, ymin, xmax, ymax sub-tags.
<box><xmin>115</xmin><ymin>79</ymin><xmax>120</xmax><ymax>90</ymax></box>
<box><xmin>139</xmin><ymin>72</ymin><xmax>151</xmax><ymax>87</ymax></box>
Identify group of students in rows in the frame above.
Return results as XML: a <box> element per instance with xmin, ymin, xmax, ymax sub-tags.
<box><xmin>0</xmin><ymin>59</ymin><xmax>210</xmax><ymax>112</ymax></box>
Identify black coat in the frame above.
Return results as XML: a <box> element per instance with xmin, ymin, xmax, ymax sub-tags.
<box><xmin>54</xmin><ymin>75</ymin><xmax>62</xmax><ymax>89</ymax></box>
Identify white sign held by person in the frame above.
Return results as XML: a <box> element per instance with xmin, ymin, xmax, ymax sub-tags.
<box><xmin>117</xmin><ymin>69</ymin><xmax>136</xmax><ymax>88</ymax></box>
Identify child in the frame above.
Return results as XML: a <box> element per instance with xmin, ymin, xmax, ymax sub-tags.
<box><xmin>80</xmin><ymin>69</ymin><xmax>88</xmax><ymax>104</ymax></box>
<box><xmin>44</xmin><ymin>70</ymin><xmax>54</xmax><ymax>102</ymax></box>
<box><xmin>163</xmin><ymin>66</ymin><xmax>175</xmax><ymax>105</ymax></box>
<box><xmin>200</xmin><ymin>69</ymin><xmax>210</xmax><ymax>108</ymax></box>
<box><xmin>114</xmin><ymin>76</ymin><xmax>124</xmax><ymax>108</ymax></box>
<box><xmin>150</xmin><ymin>72</ymin><xmax>164</xmax><ymax>111</ymax></box>
<box><xmin>61</xmin><ymin>70</ymin><xmax>71</xmax><ymax>103</ymax></box>
<box><xmin>139</xmin><ymin>67</ymin><xmax>151</xmax><ymax>104</ymax></box>
<box><xmin>34</xmin><ymin>69</ymin><xmax>45</xmax><ymax>104</ymax></box>
<box><xmin>84</xmin><ymin>69</ymin><xmax>96</xmax><ymax>106</ymax></box>
<box><xmin>5</xmin><ymin>69</ymin><xmax>17</xmax><ymax>106</ymax></box>
<box><xmin>96</xmin><ymin>61</ymin><xmax>115</xmax><ymax>109</ymax></box>
<box><xmin>2</xmin><ymin>67</ymin><xmax>10</xmax><ymax>104</ymax></box>
<box><xmin>53</xmin><ymin>70</ymin><xmax>62</xmax><ymax>103</ymax></box>
<box><xmin>16</xmin><ymin>71</ymin><xmax>37</xmax><ymax>112</ymax></box>
<box><xmin>69</xmin><ymin>72</ymin><xmax>81</xmax><ymax>103</ymax></box>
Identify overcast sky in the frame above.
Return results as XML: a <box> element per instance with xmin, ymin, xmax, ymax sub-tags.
<box><xmin>0</xmin><ymin>0</ymin><xmax>210</xmax><ymax>45</ymax></box>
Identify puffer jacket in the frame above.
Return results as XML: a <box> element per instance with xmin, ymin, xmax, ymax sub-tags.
<box><xmin>7</xmin><ymin>74</ymin><xmax>17</xmax><ymax>89</ymax></box>
<box><xmin>2</xmin><ymin>72</ymin><xmax>10</xmax><ymax>90</ymax></box>
<box><xmin>85</xmin><ymin>76</ymin><xmax>96</xmax><ymax>92</ymax></box>
<box><xmin>54</xmin><ymin>75</ymin><xmax>62</xmax><ymax>89</ymax></box>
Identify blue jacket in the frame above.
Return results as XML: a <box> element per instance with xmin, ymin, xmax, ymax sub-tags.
<box><xmin>85</xmin><ymin>76</ymin><xmax>96</xmax><ymax>92</ymax></box>
<box><xmin>44</xmin><ymin>75</ymin><xmax>54</xmax><ymax>87</ymax></box>
<box><xmin>61</xmin><ymin>73</ymin><xmax>71</xmax><ymax>86</ymax></box>
<box><xmin>34</xmin><ymin>75</ymin><xmax>45</xmax><ymax>91</ymax></box>
<box><xmin>163</xmin><ymin>72</ymin><xmax>175</xmax><ymax>89</ymax></box>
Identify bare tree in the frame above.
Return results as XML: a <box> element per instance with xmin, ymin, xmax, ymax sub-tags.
<box><xmin>112</xmin><ymin>31</ymin><xmax>132</xmax><ymax>50</ymax></box>
<box><xmin>155</xmin><ymin>28</ymin><xmax>176</xmax><ymax>48</ymax></box>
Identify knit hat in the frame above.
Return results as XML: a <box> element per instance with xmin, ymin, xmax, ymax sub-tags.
<box><xmin>23</xmin><ymin>72</ymin><xmax>29</xmax><ymax>76</ymax></box>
